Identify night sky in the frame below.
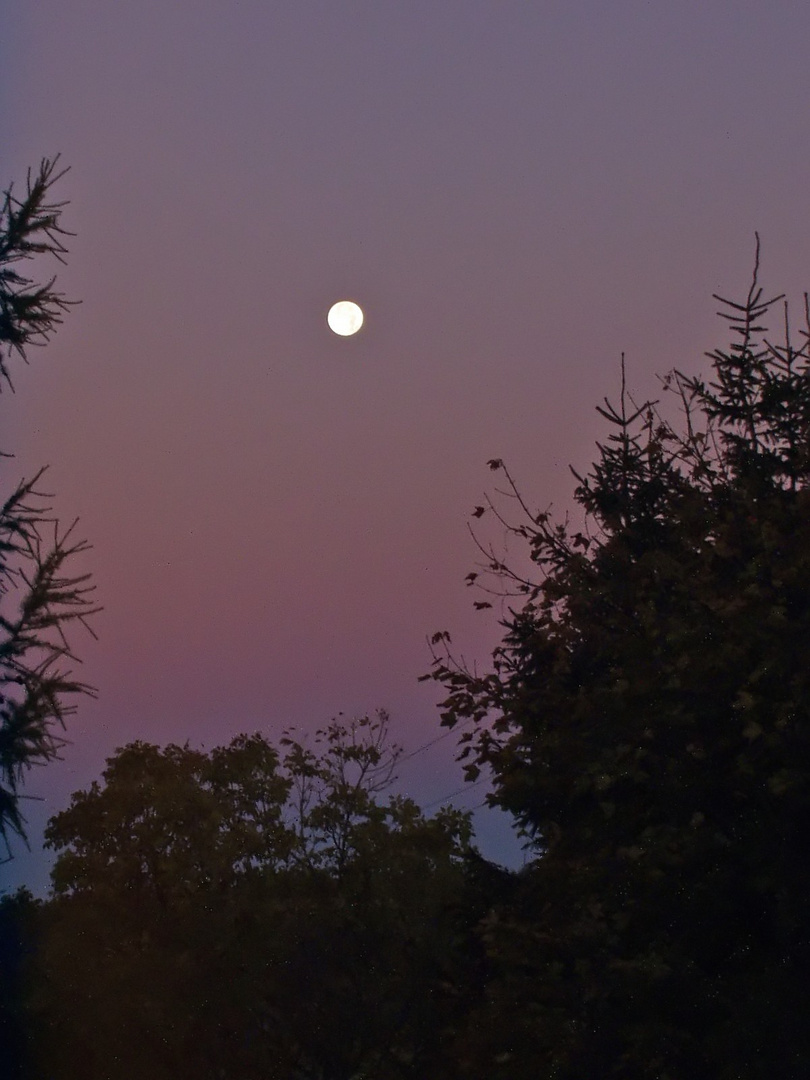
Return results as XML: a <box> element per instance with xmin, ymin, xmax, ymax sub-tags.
<box><xmin>4</xmin><ymin>1</ymin><xmax>810</xmax><ymax>893</ymax></box>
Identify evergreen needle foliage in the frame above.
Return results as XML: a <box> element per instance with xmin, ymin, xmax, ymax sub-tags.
<box><xmin>0</xmin><ymin>159</ymin><xmax>98</xmax><ymax>857</ymax></box>
<box><xmin>426</xmin><ymin>239</ymin><xmax>810</xmax><ymax>1078</ymax></box>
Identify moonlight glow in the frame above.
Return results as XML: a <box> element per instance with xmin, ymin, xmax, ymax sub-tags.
<box><xmin>327</xmin><ymin>300</ymin><xmax>364</xmax><ymax>336</ymax></box>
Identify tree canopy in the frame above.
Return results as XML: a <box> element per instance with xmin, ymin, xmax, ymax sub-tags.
<box><xmin>26</xmin><ymin>712</ymin><xmax>481</xmax><ymax>1080</ymax></box>
<box><xmin>425</xmin><ymin>241</ymin><xmax>810</xmax><ymax>1077</ymax></box>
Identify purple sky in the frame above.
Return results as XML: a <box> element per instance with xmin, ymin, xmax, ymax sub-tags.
<box><xmin>4</xmin><ymin>1</ymin><xmax>810</xmax><ymax>892</ymax></box>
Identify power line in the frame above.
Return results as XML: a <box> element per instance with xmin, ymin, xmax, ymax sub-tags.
<box><xmin>422</xmin><ymin>775</ymin><xmax>489</xmax><ymax>811</ymax></box>
<box><xmin>397</xmin><ymin>725</ymin><xmax>456</xmax><ymax>763</ymax></box>
<box><xmin>392</xmin><ymin>716</ymin><xmax>501</xmax><ymax>813</ymax></box>
<box><xmin>396</xmin><ymin>713</ymin><xmax>479</xmax><ymax>768</ymax></box>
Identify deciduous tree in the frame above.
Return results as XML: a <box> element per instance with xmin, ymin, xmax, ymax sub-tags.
<box><xmin>29</xmin><ymin>712</ymin><xmax>476</xmax><ymax>1080</ymax></box>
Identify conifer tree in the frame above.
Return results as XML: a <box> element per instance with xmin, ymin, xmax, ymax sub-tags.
<box><xmin>0</xmin><ymin>159</ymin><xmax>97</xmax><ymax>857</ymax></box>
<box><xmin>427</xmin><ymin>240</ymin><xmax>810</xmax><ymax>1078</ymax></box>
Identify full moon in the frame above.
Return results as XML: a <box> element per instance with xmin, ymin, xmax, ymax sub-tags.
<box><xmin>327</xmin><ymin>300</ymin><xmax>364</xmax><ymax>336</ymax></box>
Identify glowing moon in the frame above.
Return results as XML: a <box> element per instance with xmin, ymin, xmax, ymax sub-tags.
<box><xmin>327</xmin><ymin>300</ymin><xmax>364</xmax><ymax>336</ymax></box>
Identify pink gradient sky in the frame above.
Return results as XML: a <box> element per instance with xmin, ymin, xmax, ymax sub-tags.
<box><xmin>4</xmin><ymin>1</ymin><xmax>810</xmax><ymax>891</ymax></box>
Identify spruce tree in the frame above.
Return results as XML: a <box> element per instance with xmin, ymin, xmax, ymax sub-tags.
<box><xmin>428</xmin><ymin>240</ymin><xmax>810</xmax><ymax>1078</ymax></box>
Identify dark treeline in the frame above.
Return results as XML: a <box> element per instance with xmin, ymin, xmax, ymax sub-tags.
<box><xmin>2</xmin><ymin>712</ymin><xmax>498</xmax><ymax>1080</ymax></box>
<box><xmin>2</xmin><ymin>164</ymin><xmax>809</xmax><ymax>1078</ymax></box>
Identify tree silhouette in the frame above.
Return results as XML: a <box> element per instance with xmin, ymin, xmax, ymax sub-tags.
<box><xmin>28</xmin><ymin>713</ymin><xmax>475</xmax><ymax>1079</ymax></box>
<box><xmin>426</xmin><ymin>240</ymin><xmax>810</xmax><ymax>1078</ymax></box>
<box><xmin>0</xmin><ymin>158</ymin><xmax>98</xmax><ymax>857</ymax></box>
<box><xmin>0</xmin><ymin>887</ymin><xmax>39</xmax><ymax>1078</ymax></box>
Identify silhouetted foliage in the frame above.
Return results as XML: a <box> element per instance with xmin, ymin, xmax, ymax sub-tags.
<box><xmin>0</xmin><ymin>159</ymin><xmax>98</xmax><ymax>856</ymax></box>
<box><xmin>426</xmin><ymin>241</ymin><xmax>810</xmax><ymax>1078</ymax></box>
<box><xmin>0</xmin><ymin>888</ymin><xmax>39</xmax><ymax>1079</ymax></box>
<box><xmin>27</xmin><ymin>712</ymin><xmax>481</xmax><ymax>1080</ymax></box>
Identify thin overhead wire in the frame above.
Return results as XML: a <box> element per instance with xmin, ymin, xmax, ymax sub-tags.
<box><xmin>397</xmin><ymin>725</ymin><xmax>457</xmax><ymax>763</ymax></box>
<box><xmin>392</xmin><ymin>716</ymin><xmax>503</xmax><ymax>814</ymax></box>
<box><xmin>397</xmin><ymin>713</ymin><xmax>480</xmax><ymax>767</ymax></box>
<box><xmin>422</xmin><ymin>775</ymin><xmax>489</xmax><ymax>811</ymax></box>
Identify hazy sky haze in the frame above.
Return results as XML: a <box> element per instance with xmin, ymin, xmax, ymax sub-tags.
<box><xmin>4</xmin><ymin>0</ymin><xmax>810</xmax><ymax>890</ymax></box>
